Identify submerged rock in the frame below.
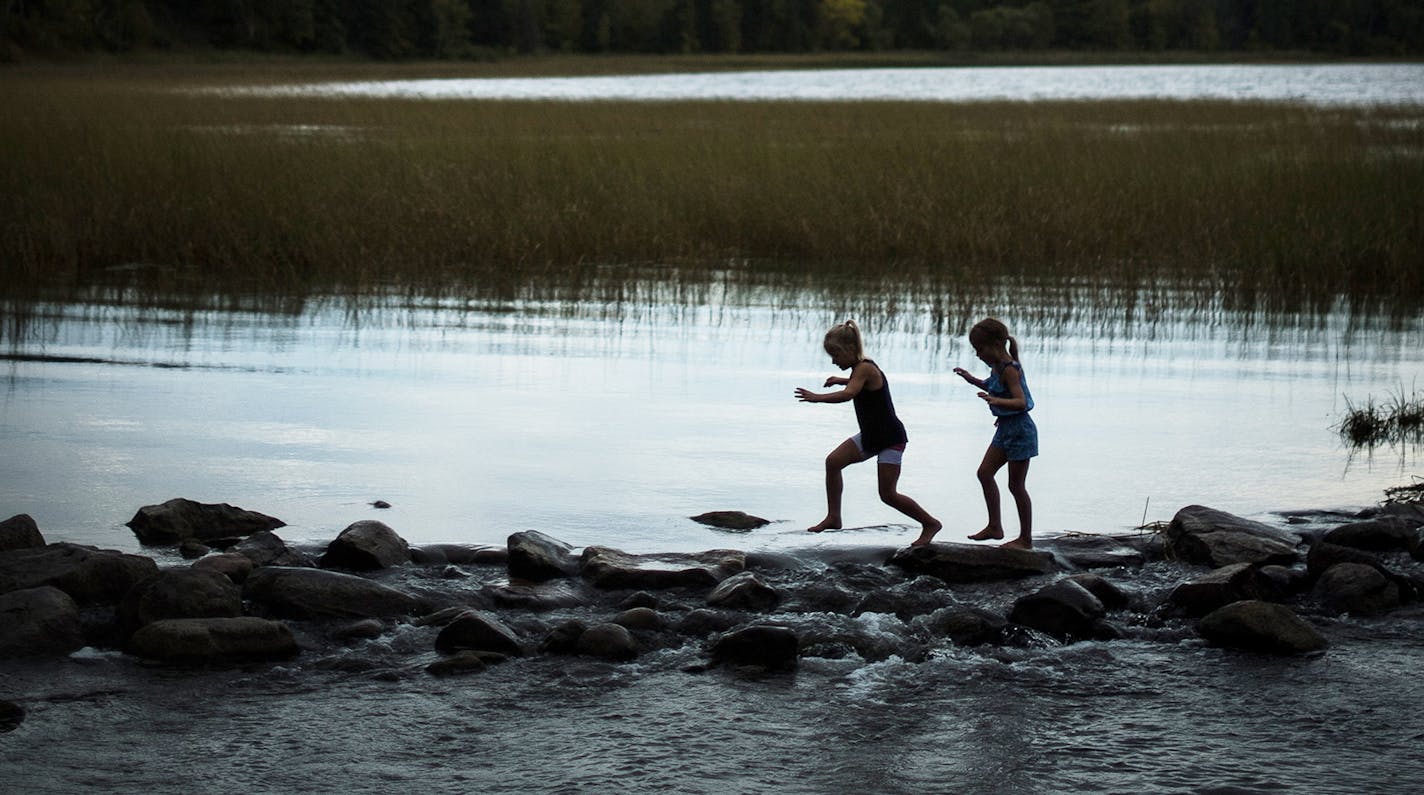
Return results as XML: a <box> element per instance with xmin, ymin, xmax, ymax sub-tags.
<box><xmin>320</xmin><ymin>520</ymin><xmax>410</xmax><ymax>571</ymax></box>
<box><xmin>426</xmin><ymin>650</ymin><xmax>505</xmax><ymax>676</ymax></box>
<box><xmin>0</xmin><ymin>542</ymin><xmax>158</xmax><ymax>604</ymax></box>
<box><xmin>127</xmin><ymin>617</ymin><xmax>298</xmax><ymax>663</ymax></box>
<box><xmin>580</xmin><ymin>547</ymin><xmax>745</xmax><ymax>590</ymax></box>
<box><xmin>1197</xmin><ymin>600</ymin><xmax>1327</xmax><ymax>655</ymax></box>
<box><xmin>0</xmin><ymin>700</ymin><xmax>24</xmax><ymax>733</ymax></box>
<box><xmin>690</xmin><ymin>511</ymin><xmax>771</xmax><ymax>531</ymax></box>
<box><xmin>0</xmin><ymin>514</ymin><xmax>45</xmax><ymax>551</ymax></box>
<box><xmin>913</xmin><ymin>606</ymin><xmax>1008</xmax><ymax>646</ymax></box>
<box><xmin>0</xmin><ymin>586</ymin><xmax>84</xmax><ymax>658</ymax></box>
<box><xmin>126</xmin><ymin>498</ymin><xmax>285</xmax><ymax>546</ymax></box>
<box><xmin>1046</xmin><ymin>534</ymin><xmax>1148</xmax><ymax>569</ymax></box>
<box><xmin>888</xmin><ymin>542</ymin><xmax>1057</xmax><ymax>584</ymax></box>
<box><xmin>1165</xmin><ymin>505</ymin><xmax>1301</xmax><ymax>567</ymax></box>
<box><xmin>710</xmin><ymin>625</ymin><xmax>799</xmax><ymax>670</ymax></box>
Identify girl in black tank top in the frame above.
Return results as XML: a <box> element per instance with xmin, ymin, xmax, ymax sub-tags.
<box><xmin>795</xmin><ymin>320</ymin><xmax>943</xmax><ymax>547</ymax></box>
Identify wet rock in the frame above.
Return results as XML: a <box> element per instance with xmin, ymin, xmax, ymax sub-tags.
<box><xmin>619</xmin><ymin>591</ymin><xmax>660</xmax><ymax>610</ymax></box>
<box><xmin>411</xmin><ymin>544</ymin><xmax>504</xmax><ymax>566</ymax></box>
<box><xmin>1047</xmin><ymin>534</ymin><xmax>1147</xmax><ymax>569</ymax></box>
<box><xmin>854</xmin><ymin>577</ymin><xmax>957</xmax><ymax>620</ymax></box>
<box><xmin>1305</xmin><ymin>541</ymin><xmax>1379</xmax><ymax>579</ymax></box>
<box><xmin>1197</xmin><ymin>600</ymin><xmax>1328</xmax><ymax>655</ymax></box>
<box><xmin>0</xmin><ymin>542</ymin><xmax>158</xmax><ymax>604</ymax></box>
<box><xmin>330</xmin><ymin>619</ymin><xmax>385</xmax><ymax>642</ymax></box>
<box><xmin>320</xmin><ymin>521</ymin><xmax>410</xmax><ymax>571</ymax></box>
<box><xmin>1322</xmin><ymin>517</ymin><xmax>1421</xmax><ymax>554</ymax></box>
<box><xmin>191</xmin><ymin>552</ymin><xmax>255</xmax><ymax>584</ymax></box>
<box><xmin>913</xmin><ymin>606</ymin><xmax>1008</xmax><ymax>646</ymax></box>
<box><xmin>706</xmin><ymin>572</ymin><xmax>781</xmax><ymax>611</ymax></box>
<box><xmin>613</xmin><ymin>607</ymin><xmax>665</xmax><ymax>631</ymax></box>
<box><xmin>1168</xmin><ymin>563</ymin><xmax>1276</xmax><ymax>617</ymax></box>
<box><xmin>676</xmin><ymin>609</ymin><xmax>746</xmax><ymax>638</ymax></box>
<box><xmin>577</xmin><ymin>623</ymin><xmax>639</xmax><ymax>661</ymax></box>
<box><xmin>126</xmin><ymin>498</ymin><xmax>284</xmax><ymax>546</ymax></box>
<box><xmin>580</xmin><ymin>546</ymin><xmax>745</xmax><ymax>590</ymax></box>
<box><xmin>1063</xmin><ymin>573</ymin><xmax>1132</xmax><ymax>610</ymax></box>
<box><xmin>1258</xmin><ymin>565</ymin><xmax>1309</xmax><ymax>596</ymax></box>
<box><xmin>710</xmin><ymin>625</ymin><xmax>799</xmax><ymax>670</ymax></box>
<box><xmin>888</xmin><ymin>542</ymin><xmax>1058</xmax><ymax>584</ymax></box>
<box><xmin>785</xmin><ymin>580</ymin><xmax>861</xmax><ymax>614</ymax></box>
<box><xmin>0</xmin><ymin>514</ymin><xmax>44</xmax><ymax>551</ymax></box>
<box><xmin>1165</xmin><ymin>505</ymin><xmax>1301</xmax><ymax>567</ymax></box>
<box><xmin>690</xmin><ymin>511</ymin><xmax>771</xmax><ymax>531</ymax></box>
<box><xmin>0</xmin><ymin>700</ymin><xmax>24</xmax><ymax>733</ymax></box>
<box><xmin>244</xmin><ymin>566</ymin><xmax>423</xmax><ymax>620</ymax></box>
<box><xmin>118</xmin><ymin>569</ymin><xmax>243</xmax><ymax>637</ymax></box>
<box><xmin>177</xmin><ymin>540</ymin><xmax>210</xmax><ymax>560</ymax></box>
<box><xmin>1009</xmin><ymin>579</ymin><xmax>1106</xmax><ymax>640</ymax></box>
<box><xmin>483</xmin><ymin>580</ymin><xmax>586</xmax><ymax>611</ymax></box>
<box><xmin>0</xmin><ymin>586</ymin><xmax>84</xmax><ymax>657</ymax></box>
<box><xmin>435</xmin><ymin>610</ymin><xmax>524</xmax><ymax>656</ymax></box>
<box><xmin>540</xmin><ymin>620</ymin><xmax>589</xmax><ymax>654</ymax></box>
<box><xmin>127</xmin><ymin>617</ymin><xmax>298</xmax><ymax>663</ymax></box>
<box><xmin>234</xmin><ymin>530</ymin><xmax>314</xmax><ymax>568</ymax></box>
<box><xmin>507</xmin><ymin>530</ymin><xmax>580</xmax><ymax>581</ymax></box>
<box><xmin>1313</xmin><ymin>563</ymin><xmax>1400</xmax><ymax>615</ymax></box>
<box><xmin>426</xmin><ymin>650</ymin><xmax>506</xmax><ymax>676</ymax></box>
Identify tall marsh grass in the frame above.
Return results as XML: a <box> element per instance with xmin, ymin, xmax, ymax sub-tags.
<box><xmin>2</xmin><ymin>64</ymin><xmax>1421</xmax><ymax>317</ymax></box>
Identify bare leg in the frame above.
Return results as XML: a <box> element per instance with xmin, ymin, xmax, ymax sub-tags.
<box><xmin>808</xmin><ymin>439</ymin><xmax>865</xmax><ymax>532</ymax></box>
<box><xmin>875</xmin><ymin>464</ymin><xmax>943</xmax><ymax>546</ymax></box>
<box><xmin>968</xmin><ymin>446</ymin><xmax>1008</xmax><ymax>541</ymax></box>
<box><xmin>1000</xmin><ymin>459</ymin><xmax>1033</xmax><ymax>549</ymax></box>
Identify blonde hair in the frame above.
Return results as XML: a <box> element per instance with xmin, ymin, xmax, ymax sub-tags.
<box><xmin>823</xmin><ymin>319</ymin><xmax>865</xmax><ymax>362</ymax></box>
<box><xmin>969</xmin><ymin>317</ymin><xmax>1020</xmax><ymax>361</ymax></box>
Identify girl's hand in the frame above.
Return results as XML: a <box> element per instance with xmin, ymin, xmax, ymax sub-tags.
<box><xmin>954</xmin><ymin>367</ymin><xmax>974</xmax><ymax>382</ymax></box>
<box><xmin>795</xmin><ymin>388</ymin><xmax>818</xmax><ymax>403</ymax></box>
<box><xmin>977</xmin><ymin>391</ymin><xmax>994</xmax><ymax>405</ymax></box>
<box><xmin>823</xmin><ymin>376</ymin><xmax>847</xmax><ymax>388</ymax></box>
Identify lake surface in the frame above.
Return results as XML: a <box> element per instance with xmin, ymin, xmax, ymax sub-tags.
<box><xmin>248</xmin><ymin>63</ymin><xmax>1424</xmax><ymax>106</ymax></box>
<box><xmin>3</xmin><ymin>283</ymin><xmax>1420</xmax><ymax>557</ymax></box>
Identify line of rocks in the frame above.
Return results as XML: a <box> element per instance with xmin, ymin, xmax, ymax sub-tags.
<box><xmin>2</xmin><ymin>497</ymin><xmax>1423</xmax><ymax>704</ymax></box>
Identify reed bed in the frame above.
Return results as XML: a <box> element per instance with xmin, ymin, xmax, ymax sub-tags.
<box><xmin>1339</xmin><ymin>389</ymin><xmax>1424</xmax><ymax>449</ymax></box>
<box><xmin>2</xmin><ymin>65</ymin><xmax>1421</xmax><ymax>318</ymax></box>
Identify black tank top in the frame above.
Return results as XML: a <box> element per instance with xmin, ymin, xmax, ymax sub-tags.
<box><xmin>852</xmin><ymin>360</ymin><xmax>908</xmax><ymax>454</ymax></box>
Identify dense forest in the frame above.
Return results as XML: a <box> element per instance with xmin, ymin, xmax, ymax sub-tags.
<box><xmin>3</xmin><ymin>0</ymin><xmax>1422</xmax><ymax>61</ymax></box>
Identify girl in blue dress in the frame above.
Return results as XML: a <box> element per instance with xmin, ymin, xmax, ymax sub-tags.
<box><xmin>953</xmin><ymin>318</ymin><xmax>1037</xmax><ymax>549</ymax></box>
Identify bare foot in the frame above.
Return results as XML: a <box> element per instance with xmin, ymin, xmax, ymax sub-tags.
<box><xmin>967</xmin><ymin>526</ymin><xmax>1004</xmax><ymax>542</ymax></box>
<box><xmin>806</xmin><ymin>517</ymin><xmax>842</xmax><ymax>533</ymax></box>
<box><xmin>1000</xmin><ymin>536</ymin><xmax>1033</xmax><ymax>550</ymax></box>
<box><xmin>910</xmin><ymin>520</ymin><xmax>943</xmax><ymax>547</ymax></box>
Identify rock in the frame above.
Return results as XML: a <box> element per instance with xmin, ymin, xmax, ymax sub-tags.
<box><xmin>0</xmin><ymin>542</ymin><xmax>158</xmax><ymax>604</ymax></box>
<box><xmin>1165</xmin><ymin>505</ymin><xmax>1301</xmax><ymax>567</ymax></box>
<box><xmin>410</xmin><ymin>544</ymin><xmax>502</xmax><ymax>566</ymax></box>
<box><xmin>619</xmin><ymin>591</ymin><xmax>660</xmax><ymax>610</ymax></box>
<box><xmin>177</xmin><ymin>540</ymin><xmax>210</xmax><ymax>560</ymax></box>
<box><xmin>577</xmin><ymin>623</ymin><xmax>639</xmax><ymax>661</ymax></box>
<box><xmin>483</xmin><ymin>580</ymin><xmax>585</xmax><ymax>611</ymax></box>
<box><xmin>1258</xmin><ymin>565</ymin><xmax>1309</xmax><ymax>596</ymax></box>
<box><xmin>710</xmin><ymin>625</ymin><xmax>799</xmax><ymax>670</ymax></box>
<box><xmin>1009</xmin><ymin>579</ymin><xmax>1106</xmax><ymax>639</ymax></box>
<box><xmin>0</xmin><ymin>700</ymin><xmax>24</xmax><ymax>733</ymax></box>
<box><xmin>244</xmin><ymin>566</ymin><xmax>422</xmax><ymax>620</ymax></box>
<box><xmin>507</xmin><ymin>530</ymin><xmax>580</xmax><ymax>581</ymax></box>
<box><xmin>888</xmin><ymin>542</ymin><xmax>1057</xmax><ymax>584</ymax></box>
<box><xmin>1168</xmin><ymin>563</ymin><xmax>1276</xmax><ymax>617</ymax></box>
<box><xmin>1313</xmin><ymin>563</ymin><xmax>1401</xmax><ymax>615</ymax></box>
<box><xmin>233</xmin><ymin>530</ymin><xmax>314</xmax><ymax>568</ymax></box>
<box><xmin>580</xmin><ymin>546</ymin><xmax>745</xmax><ymax>590</ymax></box>
<box><xmin>786</xmin><ymin>580</ymin><xmax>862</xmax><ymax>614</ymax></box>
<box><xmin>118</xmin><ymin>569</ymin><xmax>243</xmax><ymax>636</ymax></box>
<box><xmin>126</xmin><ymin>498</ymin><xmax>284</xmax><ymax>546</ymax></box>
<box><xmin>127</xmin><ymin>617</ymin><xmax>298</xmax><ymax>663</ymax></box>
<box><xmin>690</xmin><ymin>511</ymin><xmax>771</xmax><ymax>531</ymax></box>
<box><xmin>319</xmin><ymin>521</ymin><xmax>410</xmax><ymax>571</ymax></box>
<box><xmin>330</xmin><ymin>619</ymin><xmax>385</xmax><ymax>642</ymax></box>
<box><xmin>1047</xmin><ymin>534</ymin><xmax>1147</xmax><ymax>569</ymax></box>
<box><xmin>1197</xmin><ymin>600</ymin><xmax>1328</xmax><ymax>655</ymax></box>
<box><xmin>706</xmin><ymin>572</ymin><xmax>781</xmax><ymax>611</ymax></box>
<box><xmin>0</xmin><ymin>586</ymin><xmax>84</xmax><ymax>657</ymax></box>
<box><xmin>434</xmin><ymin>610</ymin><xmax>524</xmax><ymax>656</ymax></box>
<box><xmin>853</xmin><ymin>577</ymin><xmax>957</xmax><ymax>620</ymax></box>
<box><xmin>613</xmin><ymin>607</ymin><xmax>665</xmax><ymax>631</ymax></box>
<box><xmin>913</xmin><ymin>606</ymin><xmax>1008</xmax><ymax>646</ymax></box>
<box><xmin>1322</xmin><ymin>517</ymin><xmax>1421</xmax><ymax>553</ymax></box>
<box><xmin>1062</xmin><ymin>573</ymin><xmax>1132</xmax><ymax>610</ymax></box>
<box><xmin>191</xmin><ymin>552</ymin><xmax>255</xmax><ymax>584</ymax></box>
<box><xmin>0</xmin><ymin>514</ymin><xmax>45</xmax><ymax>551</ymax></box>
<box><xmin>1306</xmin><ymin>542</ymin><xmax>1379</xmax><ymax>579</ymax></box>
<box><xmin>371</xmin><ymin>500</ymin><xmax>392</xmax><ymax>509</ymax></box>
<box><xmin>676</xmin><ymin>609</ymin><xmax>745</xmax><ymax>638</ymax></box>
<box><xmin>426</xmin><ymin>650</ymin><xmax>506</xmax><ymax>676</ymax></box>
<box><xmin>540</xmin><ymin>620</ymin><xmax>589</xmax><ymax>654</ymax></box>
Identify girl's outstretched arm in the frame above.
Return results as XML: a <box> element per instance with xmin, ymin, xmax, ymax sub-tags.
<box><xmin>978</xmin><ymin>363</ymin><xmax>1028</xmax><ymax>411</ymax></box>
<box><xmin>953</xmin><ymin>367</ymin><xmax>987</xmax><ymax>390</ymax></box>
<box><xmin>796</xmin><ymin>362</ymin><xmax>873</xmax><ymax>403</ymax></box>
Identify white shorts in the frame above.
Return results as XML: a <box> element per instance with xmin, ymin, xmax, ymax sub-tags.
<box><xmin>851</xmin><ymin>433</ymin><xmax>905</xmax><ymax>466</ymax></box>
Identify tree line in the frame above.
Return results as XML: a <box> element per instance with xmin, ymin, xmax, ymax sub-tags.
<box><xmin>4</xmin><ymin>0</ymin><xmax>1421</xmax><ymax>60</ymax></box>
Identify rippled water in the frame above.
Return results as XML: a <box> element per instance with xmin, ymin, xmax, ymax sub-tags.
<box><xmin>244</xmin><ymin>63</ymin><xmax>1424</xmax><ymax>107</ymax></box>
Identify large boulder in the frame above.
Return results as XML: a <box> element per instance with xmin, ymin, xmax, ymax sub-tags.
<box><xmin>888</xmin><ymin>542</ymin><xmax>1057</xmax><ymax>584</ymax></box>
<box><xmin>1168</xmin><ymin>563</ymin><xmax>1277</xmax><ymax>617</ymax></box>
<box><xmin>435</xmin><ymin>611</ymin><xmax>524</xmax><ymax>656</ymax></box>
<box><xmin>319</xmin><ymin>521</ymin><xmax>410</xmax><ymax>571</ymax></box>
<box><xmin>1313</xmin><ymin>563</ymin><xmax>1401</xmax><ymax>615</ymax></box>
<box><xmin>118</xmin><ymin>569</ymin><xmax>243</xmax><ymax>636</ymax></box>
<box><xmin>127</xmin><ymin>617</ymin><xmax>297</xmax><ymax>663</ymax></box>
<box><xmin>913</xmin><ymin>606</ymin><xmax>1008</xmax><ymax>646</ymax></box>
<box><xmin>580</xmin><ymin>547</ymin><xmax>745</xmax><ymax>590</ymax></box>
<box><xmin>1322</xmin><ymin>517</ymin><xmax>1420</xmax><ymax>554</ymax></box>
<box><xmin>0</xmin><ymin>586</ymin><xmax>84</xmax><ymax>657</ymax></box>
<box><xmin>243</xmin><ymin>566</ymin><xmax>423</xmax><ymax>620</ymax></box>
<box><xmin>126</xmin><ymin>498</ymin><xmax>284</xmax><ymax>546</ymax></box>
<box><xmin>1165</xmin><ymin>505</ymin><xmax>1301</xmax><ymax>567</ymax></box>
<box><xmin>507</xmin><ymin>531</ymin><xmax>580</xmax><ymax>582</ymax></box>
<box><xmin>233</xmin><ymin>531</ymin><xmax>314</xmax><ymax>568</ymax></box>
<box><xmin>0</xmin><ymin>543</ymin><xmax>158</xmax><ymax>604</ymax></box>
<box><xmin>0</xmin><ymin>514</ymin><xmax>45</xmax><ymax>551</ymax></box>
<box><xmin>1197</xmin><ymin>600</ymin><xmax>1328</xmax><ymax>655</ymax></box>
<box><xmin>709</xmin><ymin>625</ymin><xmax>799</xmax><ymax>670</ymax></box>
<box><xmin>706</xmin><ymin>572</ymin><xmax>781</xmax><ymax>611</ymax></box>
<box><xmin>1008</xmin><ymin>579</ymin><xmax>1106</xmax><ymax>639</ymax></box>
